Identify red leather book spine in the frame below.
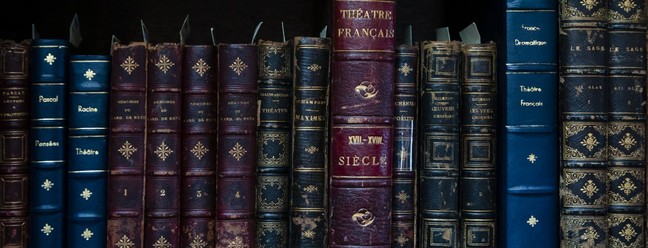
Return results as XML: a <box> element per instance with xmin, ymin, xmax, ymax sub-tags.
<box><xmin>180</xmin><ymin>44</ymin><xmax>217</xmax><ymax>247</ymax></box>
<box><xmin>329</xmin><ymin>0</ymin><xmax>396</xmax><ymax>247</ymax></box>
<box><xmin>107</xmin><ymin>41</ymin><xmax>147</xmax><ymax>248</ymax></box>
<box><xmin>216</xmin><ymin>43</ymin><xmax>258</xmax><ymax>248</ymax></box>
<box><xmin>145</xmin><ymin>43</ymin><xmax>183</xmax><ymax>248</ymax></box>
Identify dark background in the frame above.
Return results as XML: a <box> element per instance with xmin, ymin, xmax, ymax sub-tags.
<box><xmin>0</xmin><ymin>0</ymin><xmax>495</xmax><ymax>55</ymax></box>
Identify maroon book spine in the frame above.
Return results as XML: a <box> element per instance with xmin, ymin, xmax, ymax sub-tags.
<box><xmin>180</xmin><ymin>44</ymin><xmax>217</xmax><ymax>247</ymax></box>
<box><xmin>144</xmin><ymin>43</ymin><xmax>183</xmax><ymax>248</ymax></box>
<box><xmin>0</xmin><ymin>39</ymin><xmax>30</xmax><ymax>248</ymax></box>
<box><xmin>107</xmin><ymin>41</ymin><xmax>147</xmax><ymax>248</ymax></box>
<box><xmin>329</xmin><ymin>0</ymin><xmax>396</xmax><ymax>247</ymax></box>
<box><xmin>216</xmin><ymin>43</ymin><xmax>258</xmax><ymax>248</ymax></box>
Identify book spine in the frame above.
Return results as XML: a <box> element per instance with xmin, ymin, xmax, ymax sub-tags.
<box><xmin>289</xmin><ymin>36</ymin><xmax>331</xmax><ymax>248</ymax></box>
<box><xmin>107</xmin><ymin>42</ymin><xmax>147</xmax><ymax>248</ymax></box>
<box><xmin>460</xmin><ymin>43</ymin><xmax>497</xmax><ymax>248</ymax></box>
<box><xmin>607</xmin><ymin>0</ymin><xmax>646</xmax><ymax>246</ymax></box>
<box><xmin>144</xmin><ymin>43</ymin><xmax>183</xmax><ymax>248</ymax></box>
<box><xmin>180</xmin><ymin>45</ymin><xmax>217</xmax><ymax>248</ymax></box>
<box><xmin>392</xmin><ymin>43</ymin><xmax>418</xmax><ymax>248</ymax></box>
<box><xmin>559</xmin><ymin>0</ymin><xmax>609</xmax><ymax>246</ymax></box>
<box><xmin>29</xmin><ymin>39</ymin><xmax>68</xmax><ymax>248</ymax></box>
<box><xmin>417</xmin><ymin>40</ymin><xmax>461</xmax><ymax>248</ymax></box>
<box><xmin>0</xmin><ymin>39</ymin><xmax>30</xmax><ymax>248</ymax></box>
<box><xmin>498</xmin><ymin>1</ymin><xmax>559</xmax><ymax>247</ymax></box>
<box><xmin>329</xmin><ymin>0</ymin><xmax>396</xmax><ymax>247</ymax></box>
<box><xmin>67</xmin><ymin>55</ymin><xmax>110</xmax><ymax>247</ymax></box>
<box><xmin>216</xmin><ymin>43</ymin><xmax>258</xmax><ymax>248</ymax></box>
<box><xmin>256</xmin><ymin>39</ymin><xmax>293</xmax><ymax>248</ymax></box>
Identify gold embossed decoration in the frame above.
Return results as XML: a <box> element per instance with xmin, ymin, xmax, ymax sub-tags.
<box><xmin>192</xmin><ymin>58</ymin><xmax>210</xmax><ymax>77</ymax></box>
<box><xmin>304</xmin><ymin>185</ymin><xmax>318</xmax><ymax>193</ymax></box>
<box><xmin>41</xmin><ymin>223</ymin><xmax>53</xmax><ymax>236</ymax></box>
<box><xmin>396</xmin><ymin>190</ymin><xmax>409</xmax><ymax>204</ymax></box>
<box><xmin>121</xmin><ymin>56</ymin><xmax>139</xmax><ymax>75</ymax></box>
<box><xmin>154</xmin><ymin>141</ymin><xmax>173</xmax><ymax>161</ymax></box>
<box><xmin>116</xmin><ymin>235</ymin><xmax>135</xmax><ymax>248</ymax></box>
<box><xmin>84</xmin><ymin>69</ymin><xmax>96</xmax><ymax>80</ymax></box>
<box><xmin>618</xmin><ymin>177</ymin><xmax>638</xmax><ymax>195</ymax></box>
<box><xmin>42</xmin><ymin>179</ymin><xmax>54</xmax><ymax>191</ymax></box>
<box><xmin>308</xmin><ymin>64</ymin><xmax>321</xmax><ymax>72</ymax></box>
<box><xmin>581</xmin><ymin>0</ymin><xmax>600</xmax><ymax>10</ymax></box>
<box><xmin>230</xmin><ymin>57</ymin><xmax>248</xmax><ymax>76</ymax></box>
<box><xmin>118</xmin><ymin>141</ymin><xmax>137</xmax><ymax>159</ymax></box>
<box><xmin>227</xmin><ymin>236</ymin><xmax>246</xmax><ymax>248</ymax></box>
<box><xmin>155</xmin><ymin>54</ymin><xmax>175</xmax><ymax>74</ymax></box>
<box><xmin>81</xmin><ymin>228</ymin><xmax>94</xmax><ymax>240</ymax></box>
<box><xmin>581</xmin><ymin>226</ymin><xmax>601</xmax><ymax>244</ymax></box>
<box><xmin>398</xmin><ymin>63</ymin><xmax>413</xmax><ymax>76</ymax></box>
<box><xmin>229</xmin><ymin>142</ymin><xmax>247</xmax><ymax>161</ymax></box>
<box><xmin>580</xmin><ymin>133</ymin><xmax>600</xmax><ymax>151</ymax></box>
<box><xmin>619</xmin><ymin>0</ymin><xmax>637</xmax><ymax>12</ymax></box>
<box><xmin>351</xmin><ymin>208</ymin><xmax>375</xmax><ymax>227</ymax></box>
<box><xmin>80</xmin><ymin>188</ymin><xmax>93</xmax><ymax>200</ymax></box>
<box><xmin>191</xmin><ymin>141</ymin><xmax>209</xmax><ymax>160</ymax></box>
<box><xmin>354</xmin><ymin>81</ymin><xmax>379</xmax><ymax>99</ymax></box>
<box><xmin>190</xmin><ymin>236</ymin><xmax>207</xmax><ymax>248</ymax></box>
<box><xmin>154</xmin><ymin>236</ymin><xmax>172</xmax><ymax>248</ymax></box>
<box><xmin>259</xmin><ymin>133</ymin><xmax>289</xmax><ymax>166</ymax></box>
<box><xmin>619</xmin><ymin>223</ymin><xmax>638</xmax><ymax>241</ymax></box>
<box><xmin>581</xmin><ymin>179</ymin><xmax>600</xmax><ymax>198</ymax></box>
<box><xmin>527</xmin><ymin>215</ymin><xmax>539</xmax><ymax>227</ymax></box>
<box><xmin>397</xmin><ymin>148</ymin><xmax>410</xmax><ymax>163</ymax></box>
<box><xmin>619</xmin><ymin>133</ymin><xmax>638</xmax><ymax>150</ymax></box>
<box><xmin>305</xmin><ymin>146</ymin><xmax>319</xmax><ymax>154</ymax></box>
<box><xmin>394</xmin><ymin>233</ymin><xmax>410</xmax><ymax>247</ymax></box>
<box><xmin>44</xmin><ymin>53</ymin><xmax>56</xmax><ymax>65</ymax></box>
<box><xmin>302</xmin><ymin>230</ymin><xmax>315</xmax><ymax>239</ymax></box>
<box><xmin>527</xmin><ymin>153</ymin><xmax>538</xmax><ymax>164</ymax></box>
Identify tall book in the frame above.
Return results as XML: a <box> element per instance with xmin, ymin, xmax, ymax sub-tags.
<box><xmin>256</xmin><ymin>38</ymin><xmax>293</xmax><ymax>247</ymax></box>
<box><xmin>67</xmin><ymin>55</ymin><xmax>110</xmax><ymax>247</ymax></box>
<box><xmin>418</xmin><ymin>40</ymin><xmax>462</xmax><ymax>248</ymax></box>
<box><xmin>107</xmin><ymin>41</ymin><xmax>148</xmax><ymax>248</ymax></box>
<box><xmin>216</xmin><ymin>43</ymin><xmax>258</xmax><ymax>247</ymax></box>
<box><xmin>392</xmin><ymin>34</ymin><xmax>418</xmax><ymax>248</ymax></box>
<box><xmin>559</xmin><ymin>0</ymin><xmax>609</xmax><ymax>246</ymax></box>
<box><xmin>496</xmin><ymin>0</ymin><xmax>559</xmax><ymax>247</ymax></box>
<box><xmin>0</xmin><ymin>39</ymin><xmax>30</xmax><ymax>248</ymax></box>
<box><xmin>607</xmin><ymin>0</ymin><xmax>646</xmax><ymax>246</ymax></box>
<box><xmin>289</xmin><ymin>35</ymin><xmax>331</xmax><ymax>247</ymax></box>
<box><xmin>29</xmin><ymin>39</ymin><xmax>69</xmax><ymax>248</ymax></box>
<box><xmin>144</xmin><ymin>42</ymin><xmax>183</xmax><ymax>248</ymax></box>
<box><xmin>460</xmin><ymin>40</ymin><xmax>497</xmax><ymax>247</ymax></box>
<box><xmin>180</xmin><ymin>44</ymin><xmax>217</xmax><ymax>248</ymax></box>
<box><xmin>329</xmin><ymin>0</ymin><xmax>396</xmax><ymax>246</ymax></box>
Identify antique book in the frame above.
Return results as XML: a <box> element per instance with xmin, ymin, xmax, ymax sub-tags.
<box><xmin>496</xmin><ymin>0</ymin><xmax>559</xmax><ymax>247</ymax></box>
<box><xmin>392</xmin><ymin>38</ymin><xmax>418</xmax><ymax>248</ymax></box>
<box><xmin>180</xmin><ymin>44</ymin><xmax>217</xmax><ymax>248</ymax></box>
<box><xmin>289</xmin><ymin>36</ymin><xmax>331</xmax><ymax>247</ymax></box>
<box><xmin>0</xmin><ymin>39</ymin><xmax>30</xmax><ymax>248</ymax></box>
<box><xmin>29</xmin><ymin>39</ymin><xmax>69</xmax><ymax>248</ymax></box>
<box><xmin>216</xmin><ymin>43</ymin><xmax>258</xmax><ymax>248</ymax></box>
<box><xmin>418</xmin><ymin>40</ymin><xmax>461</xmax><ymax>248</ymax></box>
<box><xmin>144</xmin><ymin>42</ymin><xmax>183</xmax><ymax>248</ymax></box>
<box><xmin>107</xmin><ymin>41</ymin><xmax>148</xmax><ymax>248</ymax></box>
<box><xmin>559</xmin><ymin>0</ymin><xmax>609</xmax><ymax>246</ymax></box>
<box><xmin>67</xmin><ymin>55</ymin><xmax>111</xmax><ymax>247</ymax></box>
<box><xmin>329</xmin><ymin>0</ymin><xmax>396</xmax><ymax>246</ymax></box>
<box><xmin>460</xmin><ymin>41</ymin><xmax>497</xmax><ymax>248</ymax></box>
<box><xmin>256</xmin><ymin>38</ymin><xmax>293</xmax><ymax>248</ymax></box>
<box><xmin>606</xmin><ymin>0</ymin><xmax>646</xmax><ymax>246</ymax></box>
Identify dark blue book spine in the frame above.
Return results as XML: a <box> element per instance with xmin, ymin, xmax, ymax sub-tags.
<box><xmin>497</xmin><ymin>0</ymin><xmax>559</xmax><ymax>247</ymax></box>
<box><xmin>67</xmin><ymin>55</ymin><xmax>110</xmax><ymax>247</ymax></box>
<box><xmin>29</xmin><ymin>39</ymin><xmax>69</xmax><ymax>248</ymax></box>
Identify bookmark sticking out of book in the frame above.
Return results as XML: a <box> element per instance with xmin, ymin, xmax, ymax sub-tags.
<box><xmin>320</xmin><ymin>26</ymin><xmax>328</xmax><ymax>38</ymax></box>
<box><xmin>436</xmin><ymin>27</ymin><xmax>451</xmax><ymax>41</ymax></box>
<box><xmin>281</xmin><ymin>22</ymin><xmax>286</xmax><ymax>42</ymax></box>
<box><xmin>69</xmin><ymin>13</ymin><xmax>82</xmax><ymax>48</ymax></box>
<box><xmin>405</xmin><ymin>25</ymin><xmax>413</xmax><ymax>46</ymax></box>
<box><xmin>459</xmin><ymin>22</ymin><xmax>481</xmax><ymax>44</ymax></box>
<box><xmin>110</xmin><ymin>35</ymin><xmax>120</xmax><ymax>56</ymax></box>
<box><xmin>180</xmin><ymin>15</ymin><xmax>190</xmax><ymax>46</ymax></box>
<box><xmin>210</xmin><ymin>27</ymin><xmax>217</xmax><ymax>46</ymax></box>
<box><xmin>251</xmin><ymin>22</ymin><xmax>263</xmax><ymax>44</ymax></box>
<box><xmin>32</xmin><ymin>24</ymin><xmax>40</xmax><ymax>40</ymax></box>
<box><xmin>141</xmin><ymin>20</ymin><xmax>149</xmax><ymax>45</ymax></box>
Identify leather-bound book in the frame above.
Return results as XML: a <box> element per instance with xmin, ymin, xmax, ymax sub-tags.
<box><xmin>67</xmin><ymin>55</ymin><xmax>110</xmax><ymax>247</ymax></box>
<box><xmin>559</xmin><ymin>0</ymin><xmax>609</xmax><ymax>246</ymax></box>
<box><xmin>329</xmin><ymin>0</ymin><xmax>396</xmax><ymax>246</ymax></box>
<box><xmin>418</xmin><ymin>40</ymin><xmax>461</xmax><ymax>248</ymax></box>
<box><xmin>29</xmin><ymin>39</ymin><xmax>69</xmax><ymax>248</ymax></box>
<box><xmin>107</xmin><ymin>41</ymin><xmax>147</xmax><ymax>248</ymax></box>
<box><xmin>144</xmin><ymin>43</ymin><xmax>183</xmax><ymax>248</ymax></box>
<box><xmin>607</xmin><ymin>0</ymin><xmax>646</xmax><ymax>246</ymax></box>
<box><xmin>180</xmin><ymin>44</ymin><xmax>217</xmax><ymax>248</ymax></box>
<box><xmin>496</xmin><ymin>0</ymin><xmax>560</xmax><ymax>247</ymax></box>
<box><xmin>216</xmin><ymin>43</ymin><xmax>258</xmax><ymax>248</ymax></box>
<box><xmin>256</xmin><ymin>38</ymin><xmax>292</xmax><ymax>248</ymax></box>
<box><xmin>460</xmin><ymin>42</ymin><xmax>497</xmax><ymax>248</ymax></box>
<box><xmin>289</xmin><ymin>36</ymin><xmax>330</xmax><ymax>248</ymax></box>
<box><xmin>392</xmin><ymin>41</ymin><xmax>418</xmax><ymax>248</ymax></box>
<box><xmin>0</xmin><ymin>39</ymin><xmax>30</xmax><ymax>248</ymax></box>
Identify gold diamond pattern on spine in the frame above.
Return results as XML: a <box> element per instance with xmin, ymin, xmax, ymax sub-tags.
<box><xmin>229</xmin><ymin>57</ymin><xmax>248</xmax><ymax>76</ymax></box>
<box><xmin>155</xmin><ymin>54</ymin><xmax>175</xmax><ymax>74</ymax></box>
<box><xmin>115</xmin><ymin>235</ymin><xmax>135</xmax><ymax>248</ymax></box>
<box><xmin>192</xmin><ymin>58</ymin><xmax>210</xmax><ymax>77</ymax></box>
<box><xmin>229</xmin><ymin>142</ymin><xmax>247</xmax><ymax>161</ymax></box>
<box><xmin>121</xmin><ymin>56</ymin><xmax>139</xmax><ymax>75</ymax></box>
<box><xmin>190</xmin><ymin>141</ymin><xmax>209</xmax><ymax>160</ymax></box>
<box><xmin>118</xmin><ymin>140</ymin><xmax>137</xmax><ymax>159</ymax></box>
<box><xmin>154</xmin><ymin>141</ymin><xmax>173</xmax><ymax>161</ymax></box>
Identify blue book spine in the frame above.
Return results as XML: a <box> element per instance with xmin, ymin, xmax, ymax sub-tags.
<box><xmin>67</xmin><ymin>55</ymin><xmax>110</xmax><ymax>248</ymax></box>
<box><xmin>29</xmin><ymin>39</ymin><xmax>69</xmax><ymax>248</ymax></box>
<box><xmin>498</xmin><ymin>0</ymin><xmax>559</xmax><ymax>247</ymax></box>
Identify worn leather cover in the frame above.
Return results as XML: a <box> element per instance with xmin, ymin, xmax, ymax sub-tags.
<box><xmin>144</xmin><ymin>43</ymin><xmax>183</xmax><ymax>248</ymax></box>
<box><xmin>559</xmin><ymin>0</ymin><xmax>610</xmax><ymax>247</ymax></box>
<box><xmin>29</xmin><ymin>39</ymin><xmax>68</xmax><ymax>248</ymax></box>
<box><xmin>67</xmin><ymin>55</ymin><xmax>110</xmax><ymax>247</ymax></box>
<box><xmin>216</xmin><ymin>43</ymin><xmax>258</xmax><ymax>248</ymax></box>
<box><xmin>392</xmin><ymin>43</ymin><xmax>417</xmax><ymax>248</ymax></box>
<box><xmin>460</xmin><ymin>43</ymin><xmax>497</xmax><ymax>248</ymax></box>
<box><xmin>0</xmin><ymin>39</ymin><xmax>30</xmax><ymax>248</ymax></box>
<box><xmin>256</xmin><ymin>39</ymin><xmax>292</xmax><ymax>248</ymax></box>
<box><xmin>289</xmin><ymin>36</ymin><xmax>330</xmax><ymax>248</ymax></box>
<box><xmin>329</xmin><ymin>0</ymin><xmax>396</xmax><ymax>246</ymax></box>
<box><xmin>107</xmin><ymin>41</ymin><xmax>147</xmax><ymax>248</ymax></box>
<box><xmin>418</xmin><ymin>40</ymin><xmax>461</xmax><ymax>248</ymax></box>
<box><xmin>180</xmin><ymin>44</ymin><xmax>217</xmax><ymax>248</ymax></box>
